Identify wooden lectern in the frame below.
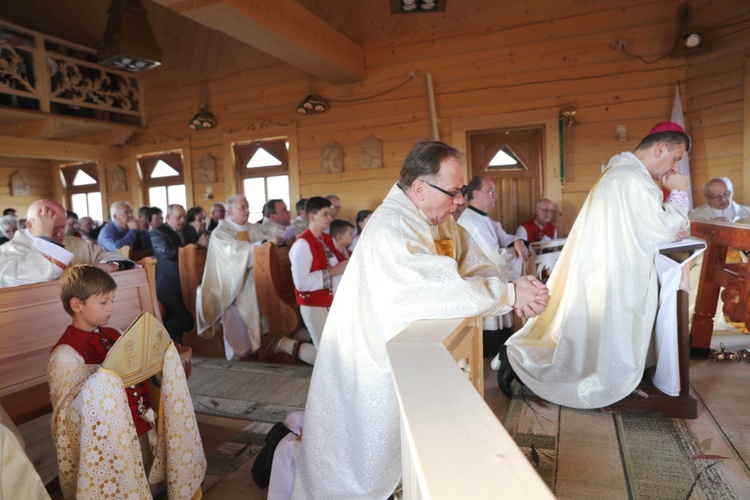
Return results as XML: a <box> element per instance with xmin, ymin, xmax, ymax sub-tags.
<box><xmin>603</xmin><ymin>240</ymin><xmax>706</xmax><ymax>419</ymax></box>
<box><xmin>689</xmin><ymin>220</ymin><xmax>750</xmax><ymax>358</ymax></box>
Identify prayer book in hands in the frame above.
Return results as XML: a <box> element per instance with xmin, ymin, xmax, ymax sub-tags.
<box><xmin>101</xmin><ymin>312</ymin><xmax>173</xmax><ymax>387</ymax></box>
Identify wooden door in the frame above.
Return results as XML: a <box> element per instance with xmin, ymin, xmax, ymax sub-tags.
<box><xmin>468</xmin><ymin>127</ymin><xmax>544</xmax><ymax>233</ymax></box>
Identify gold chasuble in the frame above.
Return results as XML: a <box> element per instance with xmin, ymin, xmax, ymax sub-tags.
<box><xmin>48</xmin><ymin>314</ymin><xmax>206</xmax><ymax>499</ymax></box>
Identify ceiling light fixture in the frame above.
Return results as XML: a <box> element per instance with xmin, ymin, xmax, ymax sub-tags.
<box><xmin>97</xmin><ymin>0</ymin><xmax>162</xmax><ymax>72</ymax></box>
<box><xmin>188</xmin><ymin>106</ymin><xmax>216</xmax><ymax>130</ymax></box>
<box><xmin>297</xmin><ymin>95</ymin><xmax>328</xmax><ymax>115</ymax></box>
<box><xmin>391</xmin><ymin>0</ymin><xmax>446</xmax><ymax>14</ymax></box>
<box><xmin>670</xmin><ymin>3</ymin><xmax>709</xmax><ymax>58</ymax></box>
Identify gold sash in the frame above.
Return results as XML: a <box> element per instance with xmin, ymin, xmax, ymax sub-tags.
<box><xmin>101</xmin><ymin>312</ymin><xmax>172</xmax><ymax>387</ymax></box>
<box><xmin>236</xmin><ymin>230</ymin><xmax>250</xmax><ymax>242</ymax></box>
<box><xmin>434</xmin><ymin>239</ymin><xmax>455</xmax><ymax>259</ymax></box>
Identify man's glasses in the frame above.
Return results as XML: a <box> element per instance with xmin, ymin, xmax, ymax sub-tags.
<box><xmin>706</xmin><ymin>191</ymin><xmax>731</xmax><ymax>200</ymax></box>
<box><xmin>421</xmin><ymin>180</ymin><xmax>468</xmax><ymax>201</ymax></box>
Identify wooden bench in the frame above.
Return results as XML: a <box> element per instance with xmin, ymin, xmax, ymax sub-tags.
<box><xmin>253</xmin><ymin>242</ymin><xmax>303</xmax><ymax>361</ymax></box>
<box><xmin>179</xmin><ymin>243</ymin><xmax>226</xmax><ymax>357</ymax></box>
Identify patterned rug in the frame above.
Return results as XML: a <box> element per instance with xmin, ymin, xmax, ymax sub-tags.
<box><xmin>504</xmin><ymin>385</ymin><xmax>750</xmax><ymax>499</ymax></box>
<box><xmin>187</xmin><ymin>357</ymin><xmax>312</xmax><ymax>423</ymax></box>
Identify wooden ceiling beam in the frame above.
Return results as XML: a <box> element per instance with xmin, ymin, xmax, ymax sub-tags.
<box><xmin>152</xmin><ymin>0</ymin><xmax>366</xmax><ymax>83</ymax></box>
<box><xmin>0</xmin><ymin>134</ymin><xmax>121</xmax><ymax>162</ymax></box>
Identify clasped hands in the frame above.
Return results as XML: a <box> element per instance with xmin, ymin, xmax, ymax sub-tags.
<box><xmin>512</xmin><ymin>275</ymin><xmax>550</xmax><ymax>319</ymax></box>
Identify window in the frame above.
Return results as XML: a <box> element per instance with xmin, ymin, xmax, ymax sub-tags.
<box><xmin>61</xmin><ymin>163</ymin><xmax>103</xmax><ymax>221</ymax></box>
<box><xmin>234</xmin><ymin>139</ymin><xmax>290</xmax><ymax>223</ymax></box>
<box><xmin>138</xmin><ymin>152</ymin><xmax>187</xmax><ymax>214</ymax></box>
<box><xmin>488</xmin><ymin>146</ymin><xmax>526</xmax><ymax>171</ymax></box>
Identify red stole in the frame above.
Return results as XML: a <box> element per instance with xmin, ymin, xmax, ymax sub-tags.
<box><xmin>520</xmin><ymin>219</ymin><xmax>556</xmax><ymax>243</ymax></box>
<box><xmin>294</xmin><ymin>230</ymin><xmax>344</xmax><ymax>307</ymax></box>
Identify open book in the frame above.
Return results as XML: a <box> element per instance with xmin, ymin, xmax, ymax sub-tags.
<box><xmin>101</xmin><ymin>312</ymin><xmax>173</xmax><ymax>387</ymax></box>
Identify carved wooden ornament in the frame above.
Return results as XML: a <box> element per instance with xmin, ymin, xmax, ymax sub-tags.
<box><xmin>108</xmin><ymin>164</ymin><xmax>128</xmax><ymax>192</ymax></box>
<box><xmin>322</xmin><ymin>141</ymin><xmax>343</xmax><ymax>174</ymax></box>
<box><xmin>199</xmin><ymin>154</ymin><xmax>217</xmax><ymax>183</ymax></box>
<box><xmin>10</xmin><ymin>171</ymin><xmax>31</xmax><ymax>197</ymax></box>
<box><xmin>360</xmin><ymin>135</ymin><xmax>383</xmax><ymax>169</ymax></box>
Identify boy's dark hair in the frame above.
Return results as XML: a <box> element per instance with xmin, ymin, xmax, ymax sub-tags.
<box><xmin>330</xmin><ymin>219</ymin><xmax>355</xmax><ymax>239</ymax></box>
<box><xmin>60</xmin><ymin>265</ymin><xmax>117</xmax><ymax>316</ymax></box>
<box><xmin>66</xmin><ymin>210</ymin><xmax>78</xmax><ymax>219</ymax></box>
<box><xmin>304</xmin><ymin>196</ymin><xmax>331</xmax><ymax>216</ymax></box>
<box><xmin>2</xmin><ymin>208</ymin><xmax>17</xmax><ymax>216</ymax></box>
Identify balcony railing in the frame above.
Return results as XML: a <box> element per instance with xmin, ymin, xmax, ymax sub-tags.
<box><xmin>0</xmin><ymin>20</ymin><xmax>144</xmax><ymax>126</ymax></box>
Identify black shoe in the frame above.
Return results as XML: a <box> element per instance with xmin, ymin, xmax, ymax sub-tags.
<box><xmin>497</xmin><ymin>344</ymin><xmax>517</xmax><ymax>399</ymax></box>
<box><xmin>251</xmin><ymin>422</ymin><xmax>293</xmax><ymax>488</ymax></box>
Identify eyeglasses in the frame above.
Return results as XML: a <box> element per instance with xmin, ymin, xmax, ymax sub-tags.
<box><xmin>421</xmin><ymin>180</ymin><xmax>468</xmax><ymax>201</ymax></box>
<box><xmin>706</xmin><ymin>191</ymin><xmax>731</xmax><ymax>200</ymax></box>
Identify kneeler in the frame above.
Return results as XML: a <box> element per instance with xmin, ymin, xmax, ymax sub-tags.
<box><xmin>52</xmin><ymin>313</ymin><xmax>206</xmax><ymax>499</ymax></box>
<box><xmin>603</xmin><ymin>239</ymin><xmax>706</xmax><ymax>419</ymax></box>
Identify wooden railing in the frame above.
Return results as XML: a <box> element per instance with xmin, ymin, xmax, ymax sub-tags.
<box><xmin>387</xmin><ymin>317</ymin><xmax>553</xmax><ymax>499</ymax></box>
<box><xmin>0</xmin><ymin>20</ymin><xmax>144</xmax><ymax>125</ymax></box>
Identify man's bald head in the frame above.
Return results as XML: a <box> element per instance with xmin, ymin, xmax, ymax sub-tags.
<box><xmin>26</xmin><ymin>199</ymin><xmax>67</xmax><ymax>244</ymax></box>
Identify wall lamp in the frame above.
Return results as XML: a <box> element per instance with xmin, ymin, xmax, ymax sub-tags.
<box><xmin>188</xmin><ymin>106</ymin><xmax>216</xmax><ymax>130</ymax></box>
<box><xmin>297</xmin><ymin>95</ymin><xmax>328</xmax><ymax>115</ymax></box>
<box><xmin>559</xmin><ymin>106</ymin><xmax>576</xmax><ymax>127</ymax></box>
<box><xmin>391</xmin><ymin>0</ymin><xmax>446</xmax><ymax>13</ymax></box>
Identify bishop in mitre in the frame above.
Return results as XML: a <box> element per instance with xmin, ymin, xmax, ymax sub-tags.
<box><xmin>503</xmin><ymin>122</ymin><xmax>691</xmax><ymax>408</ymax></box>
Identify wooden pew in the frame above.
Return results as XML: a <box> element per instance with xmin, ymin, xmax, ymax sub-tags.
<box><xmin>253</xmin><ymin>242</ymin><xmax>302</xmax><ymax>361</ymax></box>
<box><xmin>179</xmin><ymin>243</ymin><xmax>225</xmax><ymax>358</ymax></box>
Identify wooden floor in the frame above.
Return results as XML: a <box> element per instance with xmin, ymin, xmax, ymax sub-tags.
<box><xmin>196</xmin><ymin>330</ymin><xmax>750</xmax><ymax>498</ymax></box>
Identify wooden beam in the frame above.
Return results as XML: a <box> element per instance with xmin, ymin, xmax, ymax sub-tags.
<box><xmin>0</xmin><ymin>135</ymin><xmax>121</xmax><ymax>162</ymax></box>
<box><xmin>153</xmin><ymin>0</ymin><xmax>366</xmax><ymax>83</ymax></box>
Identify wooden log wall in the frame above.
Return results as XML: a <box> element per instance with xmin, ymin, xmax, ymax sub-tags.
<box><xmin>0</xmin><ymin>0</ymin><xmax>746</xmax><ymax>233</ymax></box>
<box><xmin>0</xmin><ymin>158</ymin><xmax>54</xmax><ymax>216</ymax></box>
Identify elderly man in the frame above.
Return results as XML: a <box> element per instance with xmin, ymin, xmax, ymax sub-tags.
<box><xmin>78</xmin><ymin>216</ymin><xmax>95</xmax><ymax>240</ymax></box>
<box><xmin>260</xmin><ymin>199</ymin><xmax>294</xmax><ymax>243</ymax></box>
<box><xmin>292</xmin><ymin>141</ymin><xmax>549</xmax><ymax>499</ymax></box>
<box><xmin>458</xmin><ymin>175</ymin><xmax>528</xmax><ymax>360</ymax></box>
<box><xmin>151</xmin><ymin>204</ymin><xmax>206</xmax><ymax>343</ymax></box>
<box><xmin>516</xmin><ymin>199</ymin><xmax>559</xmax><ymax>243</ymax></box>
<box><xmin>689</xmin><ymin>177</ymin><xmax>750</xmax><ymax>222</ymax></box>
<box><xmin>504</xmin><ymin>122</ymin><xmax>691</xmax><ymax>406</ymax></box>
<box><xmin>197</xmin><ymin>195</ymin><xmax>280</xmax><ymax>359</ymax></box>
<box><xmin>0</xmin><ymin>200</ymin><xmax>130</xmax><ymax>288</ymax></box>
<box><xmin>98</xmin><ymin>201</ymin><xmax>152</xmax><ymax>252</ymax></box>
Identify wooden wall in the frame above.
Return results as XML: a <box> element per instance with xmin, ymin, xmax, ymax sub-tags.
<box><xmin>0</xmin><ymin>158</ymin><xmax>54</xmax><ymax>217</ymax></box>
<box><xmin>1</xmin><ymin>0</ymin><xmax>747</xmax><ymax>232</ymax></box>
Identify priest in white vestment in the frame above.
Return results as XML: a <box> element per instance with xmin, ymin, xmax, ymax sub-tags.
<box><xmin>196</xmin><ymin>194</ymin><xmax>279</xmax><ymax>359</ymax></box>
<box><xmin>292</xmin><ymin>141</ymin><xmax>550</xmax><ymax>499</ymax></box>
<box><xmin>689</xmin><ymin>177</ymin><xmax>750</xmax><ymax>223</ymax></box>
<box><xmin>504</xmin><ymin>122</ymin><xmax>692</xmax><ymax>408</ymax></box>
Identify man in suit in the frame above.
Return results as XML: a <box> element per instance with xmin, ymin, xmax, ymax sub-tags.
<box><xmin>151</xmin><ymin>204</ymin><xmax>200</xmax><ymax>343</ymax></box>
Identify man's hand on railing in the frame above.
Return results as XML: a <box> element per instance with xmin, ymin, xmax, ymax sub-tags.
<box><xmin>512</xmin><ymin>275</ymin><xmax>550</xmax><ymax>318</ymax></box>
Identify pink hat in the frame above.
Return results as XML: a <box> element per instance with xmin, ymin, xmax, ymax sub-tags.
<box><xmin>648</xmin><ymin>122</ymin><xmax>686</xmax><ymax>135</ymax></box>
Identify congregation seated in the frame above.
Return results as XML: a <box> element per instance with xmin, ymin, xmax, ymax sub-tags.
<box><xmin>78</xmin><ymin>215</ymin><xmax>95</xmax><ymax>240</ymax></box>
<box><xmin>98</xmin><ymin>200</ymin><xmax>152</xmax><ymax>253</ymax></box>
<box><xmin>290</xmin><ymin>198</ymin><xmax>309</xmax><ymax>235</ymax></box>
<box><xmin>0</xmin><ymin>199</ymin><xmax>133</xmax><ymax>288</ymax></box>
<box><xmin>207</xmin><ymin>202</ymin><xmax>226</xmax><ymax>233</ymax></box>
<box><xmin>348</xmin><ymin>209</ymin><xmax>372</xmax><ymax>252</ymax></box>
<box><xmin>147</xmin><ymin>206</ymin><xmax>163</xmax><ymax>230</ymax></box>
<box><xmin>64</xmin><ymin>210</ymin><xmax>81</xmax><ymax>238</ymax></box>
<box><xmin>197</xmin><ymin>194</ymin><xmax>280</xmax><ymax>360</ymax></box>
<box><xmin>689</xmin><ymin>177</ymin><xmax>750</xmax><ymax>223</ymax></box>
<box><xmin>330</xmin><ymin>218</ymin><xmax>355</xmax><ymax>259</ymax></box>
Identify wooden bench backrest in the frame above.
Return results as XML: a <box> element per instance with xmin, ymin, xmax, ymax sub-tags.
<box><xmin>0</xmin><ymin>269</ymin><xmax>158</xmax><ymax>410</ymax></box>
<box><xmin>178</xmin><ymin>244</ymin><xmax>207</xmax><ymax>320</ymax></box>
<box><xmin>253</xmin><ymin>243</ymin><xmax>301</xmax><ymax>354</ymax></box>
